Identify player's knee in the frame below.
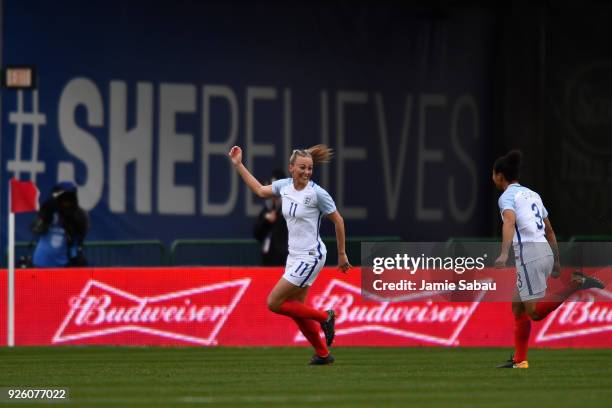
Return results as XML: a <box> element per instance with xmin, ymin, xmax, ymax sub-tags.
<box><xmin>267</xmin><ymin>297</ymin><xmax>281</xmax><ymax>313</ymax></box>
<box><xmin>528</xmin><ymin>310</ymin><xmax>543</xmax><ymax>321</ymax></box>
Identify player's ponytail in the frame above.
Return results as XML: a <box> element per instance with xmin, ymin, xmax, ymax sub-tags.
<box><xmin>290</xmin><ymin>144</ymin><xmax>334</xmax><ymax>166</ymax></box>
<box><xmin>493</xmin><ymin>149</ymin><xmax>522</xmax><ymax>181</ymax></box>
<box><xmin>306</xmin><ymin>144</ymin><xmax>333</xmax><ymax>165</ymax></box>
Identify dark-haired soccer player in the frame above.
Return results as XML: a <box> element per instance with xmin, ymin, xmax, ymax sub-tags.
<box><xmin>492</xmin><ymin>150</ymin><xmax>604</xmax><ymax>368</ymax></box>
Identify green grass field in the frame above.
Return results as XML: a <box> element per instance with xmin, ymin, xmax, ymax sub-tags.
<box><xmin>0</xmin><ymin>347</ymin><xmax>611</xmax><ymax>407</ymax></box>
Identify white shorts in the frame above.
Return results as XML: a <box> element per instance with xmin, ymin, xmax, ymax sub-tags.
<box><xmin>283</xmin><ymin>252</ymin><xmax>327</xmax><ymax>288</ymax></box>
<box><xmin>515</xmin><ymin>255</ymin><xmax>553</xmax><ymax>301</ymax></box>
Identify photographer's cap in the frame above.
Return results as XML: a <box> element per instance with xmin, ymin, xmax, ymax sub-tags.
<box><xmin>52</xmin><ymin>181</ymin><xmax>77</xmax><ymax>198</ymax></box>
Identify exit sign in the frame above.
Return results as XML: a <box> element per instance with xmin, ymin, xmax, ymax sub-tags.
<box><xmin>2</xmin><ymin>66</ymin><xmax>37</xmax><ymax>89</ymax></box>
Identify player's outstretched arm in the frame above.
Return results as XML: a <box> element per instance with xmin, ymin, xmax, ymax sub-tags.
<box><xmin>544</xmin><ymin>217</ymin><xmax>561</xmax><ymax>278</ymax></box>
<box><xmin>495</xmin><ymin>209</ymin><xmax>516</xmax><ymax>268</ymax></box>
<box><xmin>327</xmin><ymin>211</ymin><xmax>352</xmax><ymax>273</ymax></box>
<box><xmin>228</xmin><ymin>146</ymin><xmax>273</xmax><ymax>198</ymax></box>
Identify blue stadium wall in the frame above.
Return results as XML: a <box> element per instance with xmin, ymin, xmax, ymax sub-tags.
<box><xmin>1</xmin><ymin>0</ymin><xmax>496</xmax><ymax>245</ymax></box>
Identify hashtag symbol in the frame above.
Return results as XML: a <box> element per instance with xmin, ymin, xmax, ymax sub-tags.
<box><xmin>7</xmin><ymin>90</ymin><xmax>47</xmax><ymax>182</ymax></box>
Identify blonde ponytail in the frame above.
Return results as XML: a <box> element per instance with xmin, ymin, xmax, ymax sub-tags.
<box><xmin>289</xmin><ymin>144</ymin><xmax>334</xmax><ymax>166</ymax></box>
<box><xmin>306</xmin><ymin>144</ymin><xmax>333</xmax><ymax>165</ymax></box>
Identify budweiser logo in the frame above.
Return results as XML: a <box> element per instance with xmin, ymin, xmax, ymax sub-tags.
<box><xmin>536</xmin><ymin>288</ymin><xmax>612</xmax><ymax>342</ymax></box>
<box><xmin>53</xmin><ymin>278</ymin><xmax>251</xmax><ymax>345</ymax></box>
<box><xmin>295</xmin><ymin>280</ymin><xmax>485</xmax><ymax>346</ymax></box>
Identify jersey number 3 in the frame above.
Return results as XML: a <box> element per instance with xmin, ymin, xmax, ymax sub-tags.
<box><xmin>531</xmin><ymin>203</ymin><xmax>543</xmax><ymax>230</ymax></box>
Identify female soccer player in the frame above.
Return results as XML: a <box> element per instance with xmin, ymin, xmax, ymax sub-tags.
<box><xmin>229</xmin><ymin>144</ymin><xmax>351</xmax><ymax>365</ymax></box>
<box><xmin>493</xmin><ymin>150</ymin><xmax>604</xmax><ymax>368</ymax></box>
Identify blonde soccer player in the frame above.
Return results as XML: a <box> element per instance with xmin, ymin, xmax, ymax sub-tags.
<box><xmin>229</xmin><ymin>144</ymin><xmax>351</xmax><ymax>365</ymax></box>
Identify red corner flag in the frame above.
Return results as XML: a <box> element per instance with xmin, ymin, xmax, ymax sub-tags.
<box><xmin>10</xmin><ymin>179</ymin><xmax>40</xmax><ymax>213</ymax></box>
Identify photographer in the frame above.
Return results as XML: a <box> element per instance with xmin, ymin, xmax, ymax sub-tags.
<box><xmin>252</xmin><ymin>170</ymin><xmax>288</xmax><ymax>266</ymax></box>
<box><xmin>30</xmin><ymin>181</ymin><xmax>89</xmax><ymax>267</ymax></box>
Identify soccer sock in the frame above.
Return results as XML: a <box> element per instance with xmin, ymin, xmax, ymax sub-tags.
<box><xmin>292</xmin><ymin>317</ymin><xmax>329</xmax><ymax>357</ymax></box>
<box><xmin>277</xmin><ymin>300</ymin><xmax>328</xmax><ymax>322</ymax></box>
<box><xmin>514</xmin><ymin>313</ymin><xmax>531</xmax><ymax>363</ymax></box>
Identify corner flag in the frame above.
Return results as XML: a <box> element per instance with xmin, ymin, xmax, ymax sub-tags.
<box><xmin>10</xmin><ymin>179</ymin><xmax>39</xmax><ymax>213</ymax></box>
<box><xmin>7</xmin><ymin>179</ymin><xmax>39</xmax><ymax>346</ymax></box>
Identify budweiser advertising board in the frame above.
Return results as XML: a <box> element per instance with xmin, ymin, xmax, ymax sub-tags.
<box><xmin>0</xmin><ymin>267</ymin><xmax>610</xmax><ymax>347</ymax></box>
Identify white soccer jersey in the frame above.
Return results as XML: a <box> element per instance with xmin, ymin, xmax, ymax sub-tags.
<box><xmin>271</xmin><ymin>178</ymin><xmax>336</xmax><ymax>257</ymax></box>
<box><xmin>498</xmin><ymin>183</ymin><xmax>553</xmax><ymax>263</ymax></box>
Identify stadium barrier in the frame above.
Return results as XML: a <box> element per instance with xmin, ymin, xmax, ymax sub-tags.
<box><xmin>5</xmin><ymin>236</ymin><xmax>606</xmax><ymax>267</ymax></box>
<box><xmin>568</xmin><ymin>235</ymin><xmax>612</xmax><ymax>242</ymax></box>
<box><xmin>84</xmin><ymin>240</ymin><xmax>167</xmax><ymax>266</ymax></box>
<box><xmin>322</xmin><ymin>236</ymin><xmax>402</xmax><ymax>265</ymax></box>
<box><xmin>1</xmin><ymin>266</ymin><xmax>609</xmax><ymax>347</ymax></box>
<box><xmin>170</xmin><ymin>239</ymin><xmax>261</xmax><ymax>266</ymax></box>
<box><xmin>169</xmin><ymin>236</ymin><xmax>402</xmax><ymax>266</ymax></box>
<box><xmin>6</xmin><ymin>240</ymin><xmax>167</xmax><ymax>267</ymax></box>
<box><xmin>7</xmin><ymin>236</ymin><xmax>402</xmax><ymax>267</ymax></box>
